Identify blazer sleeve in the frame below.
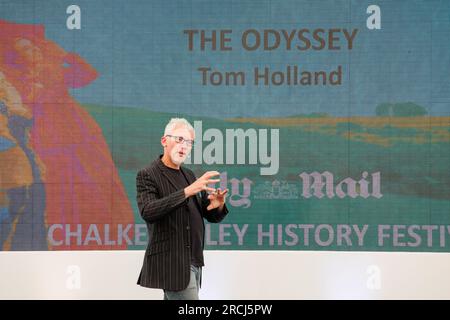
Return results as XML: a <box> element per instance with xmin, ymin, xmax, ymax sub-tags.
<box><xmin>199</xmin><ymin>190</ymin><xmax>229</xmax><ymax>223</ymax></box>
<box><xmin>136</xmin><ymin>169</ymin><xmax>187</xmax><ymax>223</ymax></box>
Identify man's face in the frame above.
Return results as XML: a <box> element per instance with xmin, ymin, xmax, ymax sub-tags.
<box><xmin>162</xmin><ymin>126</ymin><xmax>194</xmax><ymax>166</ymax></box>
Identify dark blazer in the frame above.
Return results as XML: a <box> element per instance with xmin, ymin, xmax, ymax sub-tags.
<box><xmin>136</xmin><ymin>155</ymin><xmax>228</xmax><ymax>291</ymax></box>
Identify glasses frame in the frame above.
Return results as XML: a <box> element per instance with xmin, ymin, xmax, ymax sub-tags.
<box><xmin>165</xmin><ymin>134</ymin><xmax>194</xmax><ymax>147</ymax></box>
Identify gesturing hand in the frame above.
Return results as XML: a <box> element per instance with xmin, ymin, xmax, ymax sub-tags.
<box><xmin>206</xmin><ymin>188</ymin><xmax>229</xmax><ymax>211</ymax></box>
<box><xmin>184</xmin><ymin>171</ymin><xmax>221</xmax><ymax>198</ymax></box>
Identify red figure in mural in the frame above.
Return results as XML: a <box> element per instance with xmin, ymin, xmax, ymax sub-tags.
<box><xmin>0</xmin><ymin>20</ymin><xmax>134</xmax><ymax>250</ymax></box>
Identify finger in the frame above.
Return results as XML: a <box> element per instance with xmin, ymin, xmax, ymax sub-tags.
<box><xmin>205</xmin><ymin>187</ymin><xmax>216</xmax><ymax>193</ymax></box>
<box><xmin>217</xmin><ymin>188</ymin><xmax>227</xmax><ymax>195</ymax></box>
<box><xmin>203</xmin><ymin>171</ymin><xmax>220</xmax><ymax>178</ymax></box>
<box><xmin>206</xmin><ymin>179</ymin><xmax>220</xmax><ymax>184</ymax></box>
<box><xmin>209</xmin><ymin>188</ymin><xmax>221</xmax><ymax>197</ymax></box>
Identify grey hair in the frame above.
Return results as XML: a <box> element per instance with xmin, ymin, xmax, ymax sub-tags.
<box><xmin>163</xmin><ymin>118</ymin><xmax>194</xmax><ymax>137</ymax></box>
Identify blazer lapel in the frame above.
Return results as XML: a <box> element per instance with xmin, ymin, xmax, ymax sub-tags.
<box><xmin>156</xmin><ymin>156</ymin><xmax>203</xmax><ymax>210</ymax></box>
<box><xmin>156</xmin><ymin>159</ymin><xmax>184</xmax><ymax>191</ymax></box>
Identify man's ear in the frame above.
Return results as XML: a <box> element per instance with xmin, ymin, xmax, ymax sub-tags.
<box><xmin>161</xmin><ymin>136</ymin><xmax>167</xmax><ymax>147</ymax></box>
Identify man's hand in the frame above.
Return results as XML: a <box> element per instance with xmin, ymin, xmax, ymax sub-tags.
<box><xmin>206</xmin><ymin>188</ymin><xmax>229</xmax><ymax>211</ymax></box>
<box><xmin>184</xmin><ymin>171</ymin><xmax>220</xmax><ymax>198</ymax></box>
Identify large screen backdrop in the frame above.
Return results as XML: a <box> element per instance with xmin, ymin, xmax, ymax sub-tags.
<box><xmin>0</xmin><ymin>0</ymin><xmax>449</xmax><ymax>252</ymax></box>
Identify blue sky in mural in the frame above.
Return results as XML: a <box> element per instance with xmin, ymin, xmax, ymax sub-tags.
<box><xmin>1</xmin><ymin>0</ymin><xmax>449</xmax><ymax>117</ymax></box>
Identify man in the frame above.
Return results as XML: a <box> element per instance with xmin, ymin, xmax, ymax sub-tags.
<box><xmin>136</xmin><ymin>118</ymin><xmax>229</xmax><ymax>300</ymax></box>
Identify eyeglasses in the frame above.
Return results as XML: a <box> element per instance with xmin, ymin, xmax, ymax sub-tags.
<box><xmin>165</xmin><ymin>135</ymin><xmax>194</xmax><ymax>147</ymax></box>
